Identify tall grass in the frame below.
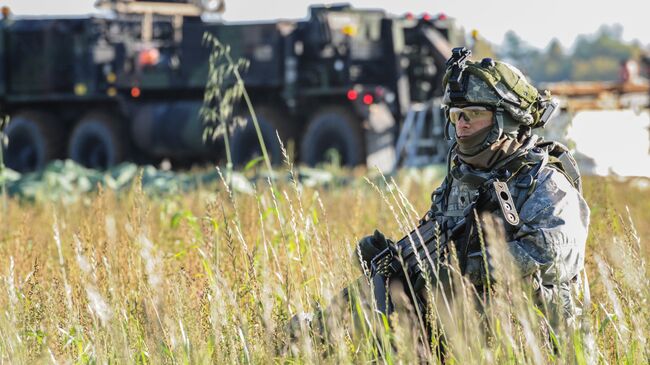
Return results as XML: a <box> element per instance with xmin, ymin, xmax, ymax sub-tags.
<box><xmin>200</xmin><ymin>33</ymin><xmax>274</xmax><ymax>184</ymax></box>
<box><xmin>0</xmin><ymin>169</ymin><xmax>647</xmax><ymax>363</ymax></box>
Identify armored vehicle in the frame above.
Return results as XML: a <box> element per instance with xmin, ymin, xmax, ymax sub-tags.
<box><xmin>0</xmin><ymin>1</ymin><xmax>453</xmax><ymax>172</ymax></box>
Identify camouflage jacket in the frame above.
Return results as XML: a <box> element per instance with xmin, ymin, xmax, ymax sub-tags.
<box><xmin>431</xmin><ymin>146</ymin><xmax>590</xmax><ymax>321</ymax></box>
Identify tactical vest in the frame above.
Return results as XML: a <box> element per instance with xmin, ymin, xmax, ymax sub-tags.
<box><xmin>427</xmin><ymin>138</ymin><xmax>582</xmax><ymax>249</ymax></box>
<box><xmin>433</xmin><ymin>138</ymin><xmax>579</xmax><ymax>208</ymax></box>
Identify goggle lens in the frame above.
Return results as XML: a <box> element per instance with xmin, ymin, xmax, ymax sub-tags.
<box><xmin>449</xmin><ymin>106</ymin><xmax>492</xmax><ymax>124</ymax></box>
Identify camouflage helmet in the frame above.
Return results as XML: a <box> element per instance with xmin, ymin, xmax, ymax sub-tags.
<box><xmin>442</xmin><ymin>51</ymin><xmax>556</xmax><ymax>130</ymax></box>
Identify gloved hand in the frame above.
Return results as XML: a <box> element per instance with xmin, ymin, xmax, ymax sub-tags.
<box><xmin>356</xmin><ymin>229</ymin><xmax>391</xmax><ymax>272</ymax></box>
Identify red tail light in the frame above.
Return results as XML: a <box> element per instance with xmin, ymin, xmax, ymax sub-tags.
<box><xmin>362</xmin><ymin>94</ymin><xmax>374</xmax><ymax>105</ymax></box>
<box><xmin>422</xmin><ymin>13</ymin><xmax>432</xmax><ymax>21</ymax></box>
<box><xmin>131</xmin><ymin>87</ymin><xmax>141</xmax><ymax>98</ymax></box>
<box><xmin>347</xmin><ymin>89</ymin><xmax>358</xmax><ymax>101</ymax></box>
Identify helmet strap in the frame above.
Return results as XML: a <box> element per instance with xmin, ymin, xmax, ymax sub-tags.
<box><xmin>444</xmin><ymin>118</ymin><xmax>452</xmax><ymax>141</ymax></box>
<box><xmin>493</xmin><ymin>108</ymin><xmax>506</xmax><ymax>139</ymax></box>
<box><xmin>480</xmin><ymin>108</ymin><xmax>505</xmax><ymax>149</ymax></box>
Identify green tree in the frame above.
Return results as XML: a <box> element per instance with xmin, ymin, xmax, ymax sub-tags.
<box><xmin>497</xmin><ymin>30</ymin><xmax>540</xmax><ymax>78</ymax></box>
<box><xmin>500</xmin><ymin>30</ymin><xmax>531</xmax><ymax>63</ymax></box>
<box><xmin>573</xmin><ymin>25</ymin><xmax>635</xmax><ymax>61</ymax></box>
<box><xmin>570</xmin><ymin>25</ymin><xmax>643</xmax><ymax>81</ymax></box>
<box><xmin>499</xmin><ymin>25</ymin><xmax>646</xmax><ymax>82</ymax></box>
<box><xmin>541</xmin><ymin>38</ymin><xmax>571</xmax><ymax>81</ymax></box>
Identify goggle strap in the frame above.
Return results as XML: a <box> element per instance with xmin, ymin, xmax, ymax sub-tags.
<box><xmin>444</xmin><ymin>118</ymin><xmax>451</xmax><ymax>140</ymax></box>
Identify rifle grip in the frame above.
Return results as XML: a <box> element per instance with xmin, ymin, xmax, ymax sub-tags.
<box><xmin>372</xmin><ymin>274</ymin><xmax>393</xmax><ymax>316</ymax></box>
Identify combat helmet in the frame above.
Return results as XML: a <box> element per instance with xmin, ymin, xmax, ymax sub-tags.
<box><xmin>441</xmin><ymin>48</ymin><xmax>558</xmax><ymax>147</ymax></box>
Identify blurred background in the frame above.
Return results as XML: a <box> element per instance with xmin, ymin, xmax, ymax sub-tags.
<box><xmin>0</xmin><ymin>0</ymin><xmax>648</xmax><ymax>186</ymax></box>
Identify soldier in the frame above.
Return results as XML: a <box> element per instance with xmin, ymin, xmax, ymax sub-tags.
<box><xmin>357</xmin><ymin>49</ymin><xmax>590</xmax><ymax>330</ymax></box>
<box><xmin>290</xmin><ymin>50</ymin><xmax>589</xmax><ymax>357</ymax></box>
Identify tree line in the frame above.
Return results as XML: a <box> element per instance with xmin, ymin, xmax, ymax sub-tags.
<box><xmin>468</xmin><ymin>24</ymin><xmax>647</xmax><ymax>83</ymax></box>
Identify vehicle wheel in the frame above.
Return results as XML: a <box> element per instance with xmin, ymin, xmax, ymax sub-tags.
<box><xmin>230</xmin><ymin>107</ymin><xmax>289</xmax><ymax>166</ymax></box>
<box><xmin>300</xmin><ymin>106</ymin><xmax>365</xmax><ymax>167</ymax></box>
<box><xmin>2</xmin><ymin>111</ymin><xmax>64</xmax><ymax>172</ymax></box>
<box><xmin>68</xmin><ymin>113</ymin><xmax>129</xmax><ymax>170</ymax></box>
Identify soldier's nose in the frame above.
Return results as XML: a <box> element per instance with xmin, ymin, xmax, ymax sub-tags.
<box><xmin>457</xmin><ymin>117</ymin><xmax>470</xmax><ymax>128</ymax></box>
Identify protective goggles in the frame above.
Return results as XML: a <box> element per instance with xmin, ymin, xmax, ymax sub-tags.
<box><xmin>448</xmin><ymin>106</ymin><xmax>493</xmax><ymax>124</ymax></box>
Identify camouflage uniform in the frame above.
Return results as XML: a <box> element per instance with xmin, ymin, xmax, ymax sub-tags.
<box><xmin>430</xmin><ymin>52</ymin><xmax>589</xmax><ymax>325</ymax></box>
<box><xmin>433</xmin><ymin>147</ymin><xmax>590</xmax><ymax>323</ymax></box>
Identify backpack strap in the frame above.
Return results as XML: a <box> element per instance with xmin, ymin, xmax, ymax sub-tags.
<box><xmin>536</xmin><ymin>141</ymin><xmax>582</xmax><ymax>193</ymax></box>
<box><xmin>512</xmin><ymin>152</ymin><xmax>547</xmax><ymax>212</ymax></box>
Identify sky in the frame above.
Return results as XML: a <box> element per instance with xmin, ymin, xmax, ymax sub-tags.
<box><xmin>2</xmin><ymin>0</ymin><xmax>649</xmax><ymax>50</ymax></box>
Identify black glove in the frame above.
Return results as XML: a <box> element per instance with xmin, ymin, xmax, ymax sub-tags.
<box><xmin>356</xmin><ymin>229</ymin><xmax>391</xmax><ymax>272</ymax></box>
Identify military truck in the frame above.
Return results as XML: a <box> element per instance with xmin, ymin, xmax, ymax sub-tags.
<box><xmin>0</xmin><ymin>1</ymin><xmax>453</xmax><ymax>172</ymax></box>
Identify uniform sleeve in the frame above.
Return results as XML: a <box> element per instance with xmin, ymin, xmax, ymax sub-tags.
<box><xmin>506</xmin><ymin>167</ymin><xmax>590</xmax><ymax>284</ymax></box>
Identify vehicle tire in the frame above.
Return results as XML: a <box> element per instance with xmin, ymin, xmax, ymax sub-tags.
<box><xmin>3</xmin><ymin>111</ymin><xmax>64</xmax><ymax>172</ymax></box>
<box><xmin>300</xmin><ymin>106</ymin><xmax>365</xmax><ymax>167</ymax></box>
<box><xmin>68</xmin><ymin>113</ymin><xmax>129</xmax><ymax>170</ymax></box>
<box><xmin>230</xmin><ymin>106</ymin><xmax>290</xmax><ymax>166</ymax></box>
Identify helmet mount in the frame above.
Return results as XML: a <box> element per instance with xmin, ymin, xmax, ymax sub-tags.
<box><xmin>446</xmin><ymin>47</ymin><xmax>472</xmax><ymax>104</ymax></box>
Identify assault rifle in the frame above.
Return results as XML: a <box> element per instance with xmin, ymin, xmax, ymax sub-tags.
<box><xmin>289</xmin><ymin>177</ymin><xmax>519</xmax><ymax>337</ymax></box>
<box><xmin>368</xmin><ymin>179</ymin><xmax>518</xmax><ymax>316</ymax></box>
<box><xmin>368</xmin><ymin>212</ymin><xmax>466</xmax><ymax>315</ymax></box>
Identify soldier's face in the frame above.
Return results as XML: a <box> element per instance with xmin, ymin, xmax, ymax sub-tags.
<box><xmin>453</xmin><ymin>107</ymin><xmax>494</xmax><ymax>139</ymax></box>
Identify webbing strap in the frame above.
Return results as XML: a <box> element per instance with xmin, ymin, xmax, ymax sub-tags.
<box><xmin>511</xmin><ymin>152</ymin><xmax>547</xmax><ymax>214</ymax></box>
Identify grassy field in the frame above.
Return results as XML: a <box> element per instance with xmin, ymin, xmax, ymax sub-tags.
<box><xmin>0</xmin><ymin>167</ymin><xmax>647</xmax><ymax>364</ymax></box>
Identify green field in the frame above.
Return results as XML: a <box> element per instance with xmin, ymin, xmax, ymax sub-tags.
<box><xmin>0</xmin><ymin>166</ymin><xmax>648</xmax><ymax>364</ymax></box>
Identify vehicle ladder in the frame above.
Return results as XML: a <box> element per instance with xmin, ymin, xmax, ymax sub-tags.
<box><xmin>393</xmin><ymin>99</ymin><xmax>450</xmax><ymax>171</ymax></box>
